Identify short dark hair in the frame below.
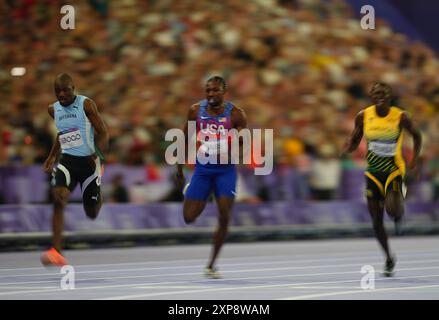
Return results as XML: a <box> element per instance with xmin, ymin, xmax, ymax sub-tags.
<box><xmin>370</xmin><ymin>81</ymin><xmax>392</xmax><ymax>95</ymax></box>
<box><xmin>207</xmin><ymin>76</ymin><xmax>227</xmax><ymax>91</ymax></box>
<box><xmin>55</xmin><ymin>73</ymin><xmax>74</xmax><ymax>86</ymax></box>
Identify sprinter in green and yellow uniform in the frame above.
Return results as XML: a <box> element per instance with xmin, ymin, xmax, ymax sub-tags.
<box><xmin>342</xmin><ymin>82</ymin><xmax>422</xmax><ymax>277</ymax></box>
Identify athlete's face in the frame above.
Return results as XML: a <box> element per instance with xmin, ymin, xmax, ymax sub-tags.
<box><xmin>205</xmin><ymin>81</ymin><xmax>224</xmax><ymax>109</ymax></box>
<box><xmin>55</xmin><ymin>81</ymin><xmax>75</xmax><ymax>106</ymax></box>
<box><xmin>370</xmin><ymin>85</ymin><xmax>391</xmax><ymax>107</ymax></box>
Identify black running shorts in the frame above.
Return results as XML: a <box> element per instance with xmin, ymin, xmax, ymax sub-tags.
<box><xmin>52</xmin><ymin>153</ymin><xmax>102</xmax><ymax>206</ymax></box>
<box><xmin>365</xmin><ymin>170</ymin><xmax>405</xmax><ymax>201</ymax></box>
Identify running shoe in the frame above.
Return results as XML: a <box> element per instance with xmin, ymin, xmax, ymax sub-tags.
<box><xmin>205</xmin><ymin>267</ymin><xmax>222</xmax><ymax>279</ymax></box>
<box><xmin>40</xmin><ymin>247</ymin><xmax>68</xmax><ymax>266</ymax></box>
<box><xmin>383</xmin><ymin>256</ymin><xmax>396</xmax><ymax>277</ymax></box>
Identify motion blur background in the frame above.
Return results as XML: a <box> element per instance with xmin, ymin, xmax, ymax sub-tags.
<box><xmin>0</xmin><ymin>0</ymin><xmax>438</xmax><ymax>249</ymax></box>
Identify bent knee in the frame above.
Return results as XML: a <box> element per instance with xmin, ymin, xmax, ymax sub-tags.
<box><xmin>84</xmin><ymin>206</ymin><xmax>100</xmax><ymax>220</ymax></box>
<box><xmin>183</xmin><ymin>201</ymin><xmax>206</xmax><ymax>224</ymax></box>
<box><xmin>385</xmin><ymin>191</ymin><xmax>404</xmax><ymax>217</ymax></box>
<box><xmin>183</xmin><ymin>209</ymin><xmax>198</xmax><ymax>224</ymax></box>
<box><xmin>53</xmin><ymin>191</ymin><xmax>69</xmax><ymax>207</ymax></box>
<box><xmin>53</xmin><ymin>196</ymin><xmax>67</xmax><ymax>207</ymax></box>
<box><xmin>386</xmin><ymin>206</ymin><xmax>404</xmax><ymax>218</ymax></box>
<box><xmin>184</xmin><ymin>215</ymin><xmax>196</xmax><ymax>224</ymax></box>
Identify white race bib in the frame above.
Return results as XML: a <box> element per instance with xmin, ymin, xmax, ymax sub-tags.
<box><xmin>198</xmin><ymin>139</ymin><xmax>228</xmax><ymax>156</ymax></box>
<box><xmin>369</xmin><ymin>141</ymin><xmax>397</xmax><ymax>157</ymax></box>
<box><xmin>59</xmin><ymin>128</ymin><xmax>84</xmax><ymax>150</ymax></box>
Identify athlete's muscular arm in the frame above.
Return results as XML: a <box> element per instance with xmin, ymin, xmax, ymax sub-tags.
<box><xmin>84</xmin><ymin>98</ymin><xmax>109</xmax><ymax>158</ymax></box>
<box><xmin>400</xmin><ymin>112</ymin><xmax>422</xmax><ymax>171</ymax></box>
<box><xmin>341</xmin><ymin>111</ymin><xmax>364</xmax><ymax>156</ymax></box>
<box><xmin>232</xmin><ymin>106</ymin><xmax>248</xmax><ymax>131</ymax></box>
<box><xmin>43</xmin><ymin>105</ymin><xmax>60</xmax><ymax>173</ymax></box>
<box><xmin>176</xmin><ymin>104</ymin><xmax>198</xmax><ymax>189</ymax></box>
<box><xmin>231</xmin><ymin>106</ymin><xmax>248</xmax><ymax>162</ymax></box>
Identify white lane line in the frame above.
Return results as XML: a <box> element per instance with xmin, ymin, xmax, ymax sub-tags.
<box><xmin>2</xmin><ymin>265</ymin><xmax>439</xmax><ymax>298</ymax></box>
<box><xmin>0</xmin><ymin>286</ymin><xmax>58</xmax><ymax>290</ymax></box>
<box><xmin>0</xmin><ymin>254</ymin><xmax>358</xmax><ymax>272</ymax></box>
<box><xmin>1</xmin><ymin>247</ymin><xmax>438</xmax><ymax>272</ymax></box>
<box><xmin>3</xmin><ymin>250</ymin><xmax>439</xmax><ymax>279</ymax></box>
<box><xmin>280</xmin><ymin>284</ymin><xmax>439</xmax><ymax>300</ymax></box>
<box><xmin>0</xmin><ymin>254</ymin><xmax>399</xmax><ymax>279</ymax></box>
<box><xmin>285</xmin><ymin>286</ymin><xmax>359</xmax><ymax>290</ymax></box>
<box><xmin>0</xmin><ymin>255</ymin><xmax>273</xmax><ymax>272</ymax></box>
<box><xmin>134</xmin><ymin>286</ymin><xmax>210</xmax><ymax>289</ymax></box>
<box><xmin>96</xmin><ymin>274</ymin><xmax>439</xmax><ymax>300</ymax></box>
<box><xmin>1</xmin><ymin>250</ymin><xmax>368</xmax><ymax>272</ymax></box>
<box><xmin>1</xmin><ymin>254</ymin><xmax>382</xmax><ymax>278</ymax></box>
<box><xmin>2</xmin><ymin>257</ymin><xmax>439</xmax><ymax>287</ymax></box>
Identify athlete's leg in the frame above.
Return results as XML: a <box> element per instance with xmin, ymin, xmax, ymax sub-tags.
<box><xmin>183</xmin><ymin>200</ymin><xmax>208</xmax><ymax>224</ymax></box>
<box><xmin>367</xmin><ymin>198</ymin><xmax>392</xmax><ymax>261</ymax></box>
<box><xmin>50</xmin><ymin>159</ymin><xmax>76</xmax><ymax>253</ymax></box>
<box><xmin>82</xmin><ymin>182</ymin><xmax>102</xmax><ymax>220</ymax></box>
<box><xmin>207</xmin><ymin>196</ymin><xmax>234</xmax><ymax>270</ymax></box>
<box><xmin>52</xmin><ymin>186</ymin><xmax>70</xmax><ymax>252</ymax></box>
<box><xmin>365</xmin><ymin>173</ymin><xmax>394</xmax><ymax>257</ymax></box>
<box><xmin>183</xmin><ymin>169</ymin><xmax>212</xmax><ymax>224</ymax></box>
<box><xmin>41</xmin><ymin>158</ymin><xmax>76</xmax><ymax>265</ymax></box>
<box><xmin>206</xmin><ymin>167</ymin><xmax>237</xmax><ymax>271</ymax></box>
<box><xmin>81</xmin><ymin>157</ymin><xmax>103</xmax><ymax>220</ymax></box>
<box><xmin>367</xmin><ymin>195</ymin><xmax>396</xmax><ymax>276</ymax></box>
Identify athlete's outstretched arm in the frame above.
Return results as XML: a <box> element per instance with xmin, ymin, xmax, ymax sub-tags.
<box><xmin>84</xmin><ymin>98</ymin><xmax>109</xmax><ymax>157</ymax></box>
<box><xmin>176</xmin><ymin>104</ymin><xmax>198</xmax><ymax>189</ymax></box>
<box><xmin>43</xmin><ymin>105</ymin><xmax>60</xmax><ymax>173</ymax></box>
<box><xmin>341</xmin><ymin>111</ymin><xmax>364</xmax><ymax>155</ymax></box>
<box><xmin>400</xmin><ymin>112</ymin><xmax>422</xmax><ymax>170</ymax></box>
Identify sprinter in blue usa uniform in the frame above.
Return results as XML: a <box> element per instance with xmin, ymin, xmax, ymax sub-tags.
<box><xmin>176</xmin><ymin>76</ymin><xmax>247</xmax><ymax>278</ymax></box>
<box><xmin>41</xmin><ymin>73</ymin><xmax>109</xmax><ymax>266</ymax></box>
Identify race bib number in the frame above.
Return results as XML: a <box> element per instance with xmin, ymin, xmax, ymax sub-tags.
<box><xmin>59</xmin><ymin>128</ymin><xmax>84</xmax><ymax>150</ymax></box>
<box><xmin>198</xmin><ymin>139</ymin><xmax>228</xmax><ymax>156</ymax></box>
<box><xmin>369</xmin><ymin>140</ymin><xmax>397</xmax><ymax>157</ymax></box>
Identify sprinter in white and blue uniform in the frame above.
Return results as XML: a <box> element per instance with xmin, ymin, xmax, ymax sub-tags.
<box><xmin>40</xmin><ymin>73</ymin><xmax>109</xmax><ymax>266</ymax></box>
<box><xmin>176</xmin><ymin>76</ymin><xmax>248</xmax><ymax>279</ymax></box>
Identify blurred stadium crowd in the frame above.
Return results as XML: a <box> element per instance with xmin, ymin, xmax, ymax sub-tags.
<box><xmin>0</xmin><ymin>0</ymin><xmax>438</xmax><ymax>201</ymax></box>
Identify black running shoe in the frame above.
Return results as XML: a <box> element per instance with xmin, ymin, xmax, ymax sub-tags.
<box><xmin>384</xmin><ymin>256</ymin><xmax>396</xmax><ymax>277</ymax></box>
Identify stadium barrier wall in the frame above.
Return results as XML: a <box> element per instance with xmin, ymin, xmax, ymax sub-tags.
<box><xmin>0</xmin><ymin>201</ymin><xmax>438</xmax><ymax>250</ymax></box>
<box><xmin>0</xmin><ymin>165</ymin><xmax>433</xmax><ymax>204</ymax></box>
